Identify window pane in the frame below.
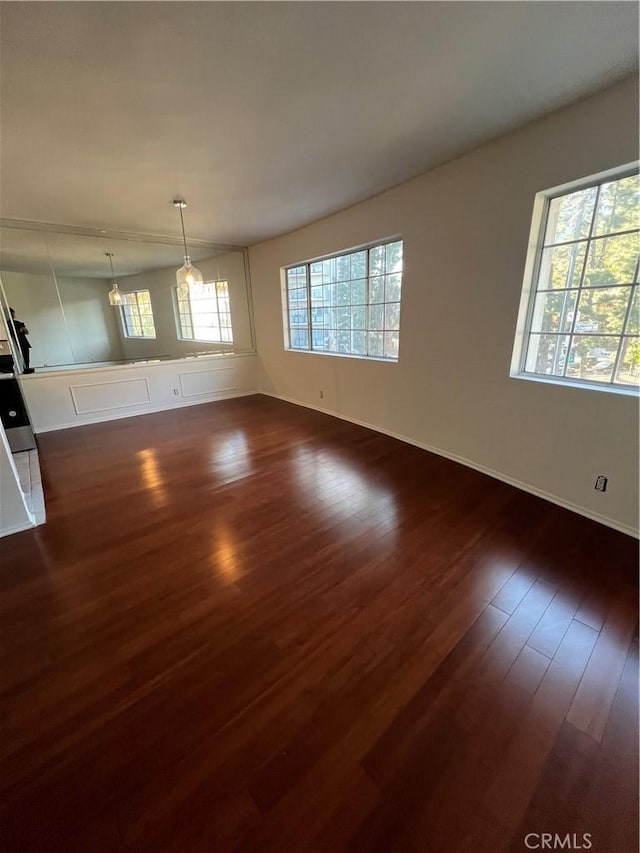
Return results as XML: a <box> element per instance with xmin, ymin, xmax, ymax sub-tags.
<box><xmin>351</xmin><ymin>251</ymin><xmax>367</xmax><ymax>278</ymax></box>
<box><xmin>334</xmin><ymin>330</ymin><xmax>349</xmax><ymax>352</ymax></box>
<box><xmin>289</xmin><ymin>288</ymin><xmax>307</xmax><ymax>305</ymax></box>
<box><xmin>336</xmin><ymin>254</ymin><xmax>351</xmax><ymax>281</ymax></box>
<box><xmin>368</xmin><ymin>331</ymin><xmax>384</xmax><ymax>357</ymax></box>
<box><xmin>370</xmin><ymin>276</ymin><xmax>385</xmax><ymax>303</ymax></box>
<box><xmin>537</xmin><ymin>243</ymin><xmax>587</xmax><ymax>290</ymax></box>
<box><xmin>287</xmin><ymin>270</ymin><xmax>300</xmax><ymax>289</ymax></box>
<box><xmin>544</xmin><ymin>187</ymin><xmax>597</xmax><ymax>245</ymax></box>
<box><xmin>336</xmin><ymin>306</ymin><xmax>351</xmax><ymax>329</ymax></box>
<box><xmin>310</xmin><ymin>264</ymin><xmax>322</xmax><ymax>286</ymax></box>
<box><xmin>320</xmin><ymin>284</ymin><xmax>331</xmax><ymax>305</ymax></box>
<box><xmin>385</xmin><ymin>302</ymin><xmax>401</xmax><ymax>331</ymax></box>
<box><xmin>593</xmin><ymin>174</ymin><xmax>639</xmax><ymax>236</ymax></box>
<box><xmin>352</xmin><ymin>331</ymin><xmax>366</xmax><ymax>355</ymax></box>
<box><xmin>615</xmin><ymin>337</ymin><xmax>640</xmax><ymax>386</ymax></box>
<box><xmin>336</xmin><ymin>282</ymin><xmax>350</xmax><ymax>305</ymax></box>
<box><xmin>385</xmin><ymin>274</ymin><xmax>402</xmax><ymax>303</ymax></box>
<box><xmin>369</xmin><ymin>304</ymin><xmax>384</xmax><ymax>330</ymax></box>
<box><xmin>385</xmin><ymin>241</ymin><xmax>403</xmax><ymax>273</ymax></box>
<box><xmin>625</xmin><ymin>288</ymin><xmax>639</xmax><ymax>334</ymax></box>
<box><xmin>351</xmin><ymin>306</ymin><xmax>366</xmax><ymax>330</ymax></box>
<box><xmin>310</xmin><ymin>285</ymin><xmax>323</xmax><ymax>306</ymax></box>
<box><xmin>291</xmin><ymin>329</ymin><xmax>309</xmax><ymax>349</ymax></box>
<box><xmin>565</xmin><ymin>336</ymin><xmax>619</xmax><ymax>382</ymax></box>
<box><xmin>582</xmin><ymin>233</ymin><xmax>639</xmax><ymax>286</ymax></box>
<box><xmin>574</xmin><ymin>286</ymin><xmax>632</xmax><ymax>335</ymax></box>
<box><xmin>384</xmin><ymin>331</ymin><xmax>399</xmax><ymax>359</ymax></box>
<box><xmin>322</xmin><ymin>258</ymin><xmax>337</xmax><ymax>284</ymax></box>
<box><xmin>369</xmin><ymin>246</ymin><xmax>385</xmax><ymax>276</ymax></box>
<box><xmin>525</xmin><ymin>334</ymin><xmax>569</xmax><ymax>376</ymax></box>
<box><xmin>530</xmin><ymin>290</ymin><xmax>577</xmax><ymax>333</ymax></box>
<box><xmin>350</xmin><ymin>279</ymin><xmax>366</xmax><ymax>304</ymax></box>
<box><xmin>312</xmin><ymin>329</ymin><xmax>327</xmax><ymax>349</ymax></box>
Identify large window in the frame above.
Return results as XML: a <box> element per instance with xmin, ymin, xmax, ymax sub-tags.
<box><xmin>175</xmin><ymin>280</ymin><xmax>233</xmax><ymax>344</ymax></box>
<box><xmin>120</xmin><ymin>290</ymin><xmax>156</xmax><ymax>338</ymax></box>
<box><xmin>284</xmin><ymin>239</ymin><xmax>403</xmax><ymax>360</ymax></box>
<box><xmin>514</xmin><ymin>167</ymin><xmax>639</xmax><ymax>391</ymax></box>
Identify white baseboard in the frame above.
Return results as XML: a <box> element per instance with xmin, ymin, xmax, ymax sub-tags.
<box><xmin>261</xmin><ymin>391</ymin><xmax>639</xmax><ymax>540</ymax></box>
<box><xmin>34</xmin><ymin>390</ymin><xmax>259</xmax><ymax>434</ymax></box>
<box><xmin>1</xmin><ymin>516</ymin><xmax>36</xmax><ymax>538</ymax></box>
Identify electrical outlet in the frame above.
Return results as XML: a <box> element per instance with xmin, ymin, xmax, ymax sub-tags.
<box><xmin>595</xmin><ymin>475</ymin><xmax>608</xmax><ymax>493</ymax></box>
<box><xmin>173</xmin><ymin>388</ymin><xmax>180</xmax><ymax>396</ymax></box>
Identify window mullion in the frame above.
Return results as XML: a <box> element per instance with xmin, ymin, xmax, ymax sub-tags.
<box><xmin>307</xmin><ymin>264</ymin><xmax>313</xmax><ymax>351</ymax></box>
<box><xmin>365</xmin><ymin>248</ymin><xmax>371</xmax><ymax>357</ymax></box>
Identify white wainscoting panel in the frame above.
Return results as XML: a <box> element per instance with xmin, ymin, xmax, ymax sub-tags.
<box><xmin>19</xmin><ymin>354</ymin><xmax>258</xmax><ymax>432</ymax></box>
<box><xmin>70</xmin><ymin>377</ymin><xmax>151</xmax><ymax>415</ymax></box>
<box><xmin>179</xmin><ymin>367</ymin><xmax>235</xmax><ymax>399</ymax></box>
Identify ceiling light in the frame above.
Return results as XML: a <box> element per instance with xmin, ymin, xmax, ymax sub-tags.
<box><xmin>173</xmin><ymin>198</ymin><xmax>203</xmax><ymax>292</ymax></box>
<box><xmin>106</xmin><ymin>252</ymin><xmax>123</xmax><ymax>306</ymax></box>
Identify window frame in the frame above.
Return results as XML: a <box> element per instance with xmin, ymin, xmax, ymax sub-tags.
<box><xmin>119</xmin><ymin>289</ymin><xmax>156</xmax><ymax>340</ymax></box>
<box><xmin>282</xmin><ymin>237</ymin><xmax>403</xmax><ymax>362</ymax></box>
<box><xmin>511</xmin><ymin>163</ymin><xmax>639</xmax><ymax>396</ymax></box>
<box><xmin>174</xmin><ymin>279</ymin><xmax>234</xmax><ymax>345</ymax></box>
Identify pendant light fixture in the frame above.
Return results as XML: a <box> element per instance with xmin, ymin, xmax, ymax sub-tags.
<box><xmin>173</xmin><ymin>198</ymin><xmax>203</xmax><ymax>292</ymax></box>
<box><xmin>106</xmin><ymin>252</ymin><xmax>123</xmax><ymax>306</ymax></box>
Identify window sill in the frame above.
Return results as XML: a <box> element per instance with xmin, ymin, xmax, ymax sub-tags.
<box><xmin>177</xmin><ymin>339</ymin><xmax>234</xmax><ymax>346</ymax></box>
<box><xmin>510</xmin><ymin>371</ymin><xmax>640</xmax><ymax>397</ymax></box>
<box><xmin>285</xmin><ymin>347</ymin><xmax>398</xmax><ymax>364</ymax></box>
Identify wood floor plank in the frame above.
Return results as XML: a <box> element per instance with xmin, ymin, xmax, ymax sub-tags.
<box><xmin>459</xmin><ymin>618</ymin><xmax>600</xmax><ymax>848</ymax></box>
<box><xmin>566</xmin><ymin>587</ymin><xmax>638</xmax><ymax>742</ymax></box>
<box><xmin>0</xmin><ymin>396</ymin><xmax>636</xmax><ymax>853</ymax></box>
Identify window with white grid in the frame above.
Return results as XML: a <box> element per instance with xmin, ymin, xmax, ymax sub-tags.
<box><xmin>120</xmin><ymin>290</ymin><xmax>156</xmax><ymax>338</ymax></box>
<box><xmin>284</xmin><ymin>239</ymin><xmax>403</xmax><ymax>361</ymax></box>
<box><xmin>175</xmin><ymin>280</ymin><xmax>233</xmax><ymax>344</ymax></box>
<box><xmin>514</xmin><ymin>167</ymin><xmax>639</xmax><ymax>392</ymax></box>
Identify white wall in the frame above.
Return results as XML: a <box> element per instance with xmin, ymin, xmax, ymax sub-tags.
<box><xmin>0</xmin><ymin>422</ymin><xmax>34</xmax><ymax>537</ymax></box>
<box><xmin>19</xmin><ymin>353</ymin><xmax>258</xmax><ymax>432</ymax></box>
<box><xmin>1</xmin><ymin>270</ymin><xmax>74</xmax><ymax>366</ymax></box>
<box><xmin>249</xmin><ymin>76</ymin><xmax>639</xmax><ymax>536</ymax></box>
<box><xmin>1</xmin><ymin>271</ymin><xmax>124</xmax><ymax>367</ymax></box>
<box><xmin>116</xmin><ymin>251</ymin><xmax>254</xmax><ymax>361</ymax></box>
<box><xmin>56</xmin><ymin>276</ymin><xmax>124</xmax><ymax>364</ymax></box>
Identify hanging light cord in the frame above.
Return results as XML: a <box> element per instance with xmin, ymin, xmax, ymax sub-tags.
<box><xmin>178</xmin><ymin>204</ymin><xmax>189</xmax><ymax>259</ymax></box>
<box><xmin>107</xmin><ymin>252</ymin><xmax>115</xmax><ymax>280</ymax></box>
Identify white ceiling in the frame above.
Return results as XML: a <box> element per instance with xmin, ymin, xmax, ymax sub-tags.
<box><xmin>0</xmin><ymin>227</ymin><xmax>232</xmax><ymax>278</ymax></box>
<box><xmin>0</xmin><ymin>2</ymin><xmax>637</xmax><ymax>246</ymax></box>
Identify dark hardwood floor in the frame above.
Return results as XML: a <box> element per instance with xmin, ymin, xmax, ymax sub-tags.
<box><xmin>1</xmin><ymin>395</ymin><xmax>637</xmax><ymax>852</ymax></box>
